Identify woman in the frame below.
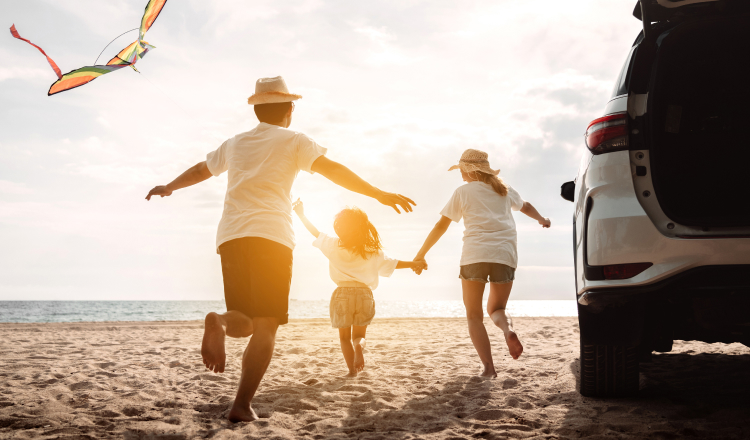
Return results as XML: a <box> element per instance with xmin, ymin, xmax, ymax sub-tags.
<box><xmin>414</xmin><ymin>149</ymin><xmax>550</xmax><ymax>377</ymax></box>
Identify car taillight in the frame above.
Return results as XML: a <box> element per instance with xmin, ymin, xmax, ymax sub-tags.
<box><xmin>602</xmin><ymin>262</ymin><xmax>652</xmax><ymax>280</ymax></box>
<box><xmin>585</xmin><ymin>112</ymin><xmax>628</xmax><ymax>154</ymax></box>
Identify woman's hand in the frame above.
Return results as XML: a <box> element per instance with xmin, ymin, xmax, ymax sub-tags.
<box><xmin>539</xmin><ymin>217</ymin><xmax>551</xmax><ymax>228</ymax></box>
<box><xmin>292</xmin><ymin>198</ymin><xmax>305</xmax><ymax>216</ymax></box>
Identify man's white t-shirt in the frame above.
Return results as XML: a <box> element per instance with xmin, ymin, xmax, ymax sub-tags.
<box><xmin>206</xmin><ymin>123</ymin><xmax>327</xmax><ymax>252</ymax></box>
<box><xmin>440</xmin><ymin>181</ymin><xmax>525</xmax><ymax>268</ymax></box>
<box><xmin>312</xmin><ymin>233</ymin><xmax>398</xmax><ymax>290</ymax></box>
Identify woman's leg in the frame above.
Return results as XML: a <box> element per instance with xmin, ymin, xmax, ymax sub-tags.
<box><xmin>352</xmin><ymin>325</ymin><xmax>367</xmax><ymax>373</ymax></box>
<box><xmin>338</xmin><ymin>327</ymin><xmax>357</xmax><ymax>377</ymax></box>
<box><xmin>487</xmin><ymin>282</ymin><xmax>523</xmax><ymax>359</ymax></box>
<box><xmin>462</xmin><ymin>280</ymin><xmax>497</xmax><ymax>378</ymax></box>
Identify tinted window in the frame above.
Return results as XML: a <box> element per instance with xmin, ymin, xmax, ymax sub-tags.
<box><xmin>610</xmin><ymin>46</ymin><xmax>636</xmax><ymax>98</ymax></box>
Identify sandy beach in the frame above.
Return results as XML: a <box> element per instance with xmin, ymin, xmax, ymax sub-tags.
<box><xmin>1</xmin><ymin>317</ymin><xmax>749</xmax><ymax>439</ymax></box>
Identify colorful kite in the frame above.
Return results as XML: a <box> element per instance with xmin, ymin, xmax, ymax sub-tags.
<box><xmin>10</xmin><ymin>0</ymin><xmax>167</xmax><ymax>96</ymax></box>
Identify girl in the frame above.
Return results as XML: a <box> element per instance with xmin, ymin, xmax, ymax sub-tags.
<box><xmin>414</xmin><ymin>149</ymin><xmax>550</xmax><ymax>378</ymax></box>
<box><xmin>293</xmin><ymin>199</ymin><xmax>426</xmax><ymax>377</ymax></box>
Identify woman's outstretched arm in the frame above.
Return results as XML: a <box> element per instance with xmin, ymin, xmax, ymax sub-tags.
<box><xmin>520</xmin><ymin>201</ymin><xmax>551</xmax><ymax>228</ymax></box>
<box><xmin>413</xmin><ymin>216</ymin><xmax>453</xmax><ymax>271</ymax></box>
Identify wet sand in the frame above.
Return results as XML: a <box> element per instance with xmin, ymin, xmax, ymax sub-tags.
<box><xmin>1</xmin><ymin>317</ymin><xmax>749</xmax><ymax>439</ymax></box>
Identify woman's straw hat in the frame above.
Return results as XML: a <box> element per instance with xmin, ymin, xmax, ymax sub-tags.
<box><xmin>448</xmin><ymin>149</ymin><xmax>500</xmax><ymax>175</ymax></box>
<box><xmin>247</xmin><ymin>76</ymin><xmax>302</xmax><ymax>105</ymax></box>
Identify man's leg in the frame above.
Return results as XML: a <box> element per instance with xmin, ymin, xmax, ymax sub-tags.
<box><xmin>462</xmin><ymin>279</ymin><xmax>497</xmax><ymax>378</ymax></box>
<box><xmin>338</xmin><ymin>327</ymin><xmax>357</xmax><ymax>377</ymax></box>
<box><xmin>352</xmin><ymin>325</ymin><xmax>367</xmax><ymax>373</ymax></box>
<box><xmin>487</xmin><ymin>281</ymin><xmax>523</xmax><ymax>360</ymax></box>
<box><xmin>228</xmin><ymin>317</ymin><xmax>279</xmax><ymax>423</ymax></box>
<box><xmin>202</xmin><ymin>310</ymin><xmax>254</xmax><ymax>373</ymax></box>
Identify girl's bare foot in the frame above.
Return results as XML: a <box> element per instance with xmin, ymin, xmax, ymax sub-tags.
<box><xmin>201</xmin><ymin>312</ymin><xmax>226</xmax><ymax>373</ymax></box>
<box><xmin>227</xmin><ymin>403</ymin><xmax>259</xmax><ymax>423</ymax></box>
<box><xmin>353</xmin><ymin>344</ymin><xmax>365</xmax><ymax>373</ymax></box>
<box><xmin>345</xmin><ymin>369</ymin><xmax>358</xmax><ymax>378</ymax></box>
<box><xmin>505</xmin><ymin>331</ymin><xmax>524</xmax><ymax>360</ymax></box>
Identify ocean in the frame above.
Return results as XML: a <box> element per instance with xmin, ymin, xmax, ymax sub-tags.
<box><xmin>0</xmin><ymin>300</ymin><xmax>576</xmax><ymax>323</ymax></box>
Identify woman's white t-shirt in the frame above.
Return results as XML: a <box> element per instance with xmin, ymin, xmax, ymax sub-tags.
<box><xmin>440</xmin><ymin>181</ymin><xmax>525</xmax><ymax>268</ymax></box>
<box><xmin>313</xmin><ymin>233</ymin><xmax>398</xmax><ymax>290</ymax></box>
<box><xmin>205</xmin><ymin>123</ymin><xmax>327</xmax><ymax>252</ymax></box>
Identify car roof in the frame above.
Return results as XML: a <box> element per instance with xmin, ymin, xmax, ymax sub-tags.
<box><xmin>633</xmin><ymin>0</ymin><xmax>743</xmax><ymax>22</ymax></box>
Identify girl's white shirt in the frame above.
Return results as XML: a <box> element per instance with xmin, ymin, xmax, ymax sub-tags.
<box><xmin>313</xmin><ymin>233</ymin><xmax>398</xmax><ymax>290</ymax></box>
<box><xmin>440</xmin><ymin>181</ymin><xmax>525</xmax><ymax>268</ymax></box>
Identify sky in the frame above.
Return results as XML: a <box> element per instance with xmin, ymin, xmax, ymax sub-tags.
<box><xmin>0</xmin><ymin>0</ymin><xmax>643</xmax><ymax>301</ymax></box>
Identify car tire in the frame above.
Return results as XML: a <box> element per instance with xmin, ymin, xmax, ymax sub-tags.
<box><xmin>579</xmin><ymin>342</ymin><xmax>639</xmax><ymax>397</ymax></box>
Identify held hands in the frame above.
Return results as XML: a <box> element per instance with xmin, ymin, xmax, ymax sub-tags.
<box><xmin>412</xmin><ymin>258</ymin><xmax>428</xmax><ymax>275</ymax></box>
<box><xmin>539</xmin><ymin>217</ymin><xmax>551</xmax><ymax>228</ymax></box>
<box><xmin>145</xmin><ymin>185</ymin><xmax>172</xmax><ymax>201</ymax></box>
<box><xmin>292</xmin><ymin>198</ymin><xmax>304</xmax><ymax>216</ymax></box>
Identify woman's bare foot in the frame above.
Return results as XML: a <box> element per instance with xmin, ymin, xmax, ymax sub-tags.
<box><xmin>479</xmin><ymin>367</ymin><xmax>498</xmax><ymax>378</ymax></box>
<box><xmin>353</xmin><ymin>343</ymin><xmax>365</xmax><ymax>373</ymax></box>
<box><xmin>505</xmin><ymin>331</ymin><xmax>524</xmax><ymax>360</ymax></box>
<box><xmin>227</xmin><ymin>403</ymin><xmax>259</xmax><ymax>423</ymax></box>
<box><xmin>202</xmin><ymin>312</ymin><xmax>226</xmax><ymax>373</ymax></box>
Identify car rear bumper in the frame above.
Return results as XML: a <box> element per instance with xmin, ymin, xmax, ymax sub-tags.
<box><xmin>578</xmin><ymin>265</ymin><xmax>750</xmax><ymax>347</ymax></box>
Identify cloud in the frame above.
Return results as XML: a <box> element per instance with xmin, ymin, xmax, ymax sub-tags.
<box><xmin>0</xmin><ymin>180</ymin><xmax>34</xmax><ymax>195</ymax></box>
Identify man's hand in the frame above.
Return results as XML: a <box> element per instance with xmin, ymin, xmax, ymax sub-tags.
<box><xmin>376</xmin><ymin>191</ymin><xmax>416</xmax><ymax>214</ymax></box>
<box><xmin>292</xmin><ymin>198</ymin><xmax>305</xmax><ymax>216</ymax></box>
<box><xmin>146</xmin><ymin>185</ymin><xmax>173</xmax><ymax>201</ymax></box>
<box><xmin>539</xmin><ymin>217</ymin><xmax>551</xmax><ymax>228</ymax></box>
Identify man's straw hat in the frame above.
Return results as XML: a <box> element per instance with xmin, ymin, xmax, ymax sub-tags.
<box><xmin>247</xmin><ymin>76</ymin><xmax>302</xmax><ymax>105</ymax></box>
<box><xmin>448</xmin><ymin>149</ymin><xmax>500</xmax><ymax>175</ymax></box>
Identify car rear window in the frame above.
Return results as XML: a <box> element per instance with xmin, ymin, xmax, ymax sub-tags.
<box><xmin>610</xmin><ymin>45</ymin><xmax>636</xmax><ymax>98</ymax></box>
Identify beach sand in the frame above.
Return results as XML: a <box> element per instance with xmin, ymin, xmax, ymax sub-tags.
<box><xmin>1</xmin><ymin>317</ymin><xmax>749</xmax><ymax>439</ymax></box>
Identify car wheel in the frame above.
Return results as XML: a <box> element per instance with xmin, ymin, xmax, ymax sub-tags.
<box><xmin>579</xmin><ymin>342</ymin><xmax>639</xmax><ymax>397</ymax></box>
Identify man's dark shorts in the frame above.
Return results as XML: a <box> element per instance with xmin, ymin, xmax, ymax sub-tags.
<box><xmin>219</xmin><ymin>237</ymin><xmax>293</xmax><ymax>325</ymax></box>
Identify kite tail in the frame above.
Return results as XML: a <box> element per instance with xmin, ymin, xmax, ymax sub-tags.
<box><xmin>9</xmin><ymin>24</ymin><xmax>63</xmax><ymax>79</ymax></box>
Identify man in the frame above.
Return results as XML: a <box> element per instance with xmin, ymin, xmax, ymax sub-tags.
<box><xmin>146</xmin><ymin>76</ymin><xmax>414</xmax><ymax>422</ymax></box>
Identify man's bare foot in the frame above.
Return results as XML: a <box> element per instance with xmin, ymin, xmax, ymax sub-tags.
<box><xmin>479</xmin><ymin>367</ymin><xmax>498</xmax><ymax>378</ymax></box>
<box><xmin>505</xmin><ymin>331</ymin><xmax>524</xmax><ymax>360</ymax></box>
<box><xmin>202</xmin><ymin>312</ymin><xmax>226</xmax><ymax>373</ymax></box>
<box><xmin>353</xmin><ymin>344</ymin><xmax>365</xmax><ymax>373</ymax></box>
<box><xmin>227</xmin><ymin>403</ymin><xmax>259</xmax><ymax>423</ymax></box>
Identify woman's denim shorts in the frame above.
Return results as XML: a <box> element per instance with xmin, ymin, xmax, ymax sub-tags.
<box><xmin>459</xmin><ymin>262</ymin><xmax>515</xmax><ymax>284</ymax></box>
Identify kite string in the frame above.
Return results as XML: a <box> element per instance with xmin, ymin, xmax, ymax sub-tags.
<box><xmin>135</xmin><ymin>70</ymin><xmax>224</xmax><ymax>142</ymax></box>
<box><xmin>93</xmin><ymin>28</ymin><xmax>138</xmax><ymax>65</ymax></box>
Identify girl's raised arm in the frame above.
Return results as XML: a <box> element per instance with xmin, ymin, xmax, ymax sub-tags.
<box><xmin>292</xmin><ymin>199</ymin><xmax>320</xmax><ymax>238</ymax></box>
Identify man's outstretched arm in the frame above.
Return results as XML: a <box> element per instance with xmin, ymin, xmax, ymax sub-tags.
<box><xmin>146</xmin><ymin>161</ymin><xmax>213</xmax><ymax>201</ymax></box>
<box><xmin>310</xmin><ymin>156</ymin><xmax>415</xmax><ymax>213</ymax></box>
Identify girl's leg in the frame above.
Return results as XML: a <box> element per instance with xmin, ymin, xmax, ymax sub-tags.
<box><xmin>462</xmin><ymin>280</ymin><xmax>497</xmax><ymax>378</ymax></box>
<box><xmin>338</xmin><ymin>327</ymin><xmax>357</xmax><ymax>377</ymax></box>
<box><xmin>352</xmin><ymin>325</ymin><xmax>367</xmax><ymax>373</ymax></box>
<box><xmin>487</xmin><ymin>282</ymin><xmax>523</xmax><ymax>359</ymax></box>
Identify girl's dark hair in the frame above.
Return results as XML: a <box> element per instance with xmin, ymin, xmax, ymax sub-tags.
<box><xmin>472</xmin><ymin>171</ymin><xmax>509</xmax><ymax>197</ymax></box>
<box><xmin>253</xmin><ymin>102</ymin><xmax>292</xmax><ymax>124</ymax></box>
<box><xmin>333</xmin><ymin>207</ymin><xmax>383</xmax><ymax>259</ymax></box>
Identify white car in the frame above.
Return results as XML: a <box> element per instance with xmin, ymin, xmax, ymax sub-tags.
<box><xmin>562</xmin><ymin>0</ymin><xmax>750</xmax><ymax>397</ymax></box>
